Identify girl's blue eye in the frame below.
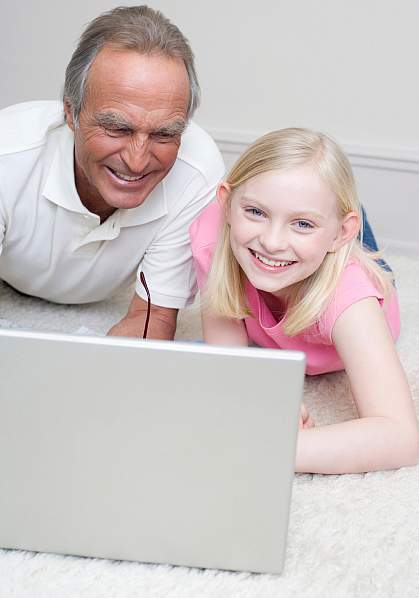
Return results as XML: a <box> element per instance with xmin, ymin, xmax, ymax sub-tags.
<box><xmin>296</xmin><ymin>220</ymin><xmax>313</xmax><ymax>229</ymax></box>
<box><xmin>246</xmin><ymin>207</ymin><xmax>263</xmax><ymax>217</ymax></box>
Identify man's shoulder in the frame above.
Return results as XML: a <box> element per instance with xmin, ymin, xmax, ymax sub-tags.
<box><xmin>0</xmin><ymin>100</ymin><xmax>64</xmax><ymax>156</ymax></box>
<box><xmin>177</xmin><ymin>121</ymin><xmax>225</xmax><ymax>185</ymax></box>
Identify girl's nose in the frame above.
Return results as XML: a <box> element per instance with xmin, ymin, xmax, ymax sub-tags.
<box><xmin>259</xmin><ymin>225</ymin><xmax>288</xmax><ymax>254</ymax></box>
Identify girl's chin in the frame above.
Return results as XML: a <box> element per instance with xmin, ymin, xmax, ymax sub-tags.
<box><xmin>247</xmin><ymin>277</ymin><xmax>286</xmax><ymax>295</ymax></box>
<box><xmin>246</xmin><ymin>271</ymin><xmax>303</xmax><ymax>298</ymax></box>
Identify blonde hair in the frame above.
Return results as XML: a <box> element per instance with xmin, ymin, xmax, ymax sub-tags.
<box><xmin>205</xmin><ymin>128</ymin><xmax>394</xmax><ymax>336</ymax></box>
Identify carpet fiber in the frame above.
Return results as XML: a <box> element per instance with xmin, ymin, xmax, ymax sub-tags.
<box><xmin>0</xmin><ymin>253</ymin><xmax>418</xmax><ymax>597</ymax></box>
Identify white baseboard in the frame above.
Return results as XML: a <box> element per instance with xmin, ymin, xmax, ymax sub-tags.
<box><xmin>209</xmin><ymin>129</ymin><xmax>419</xmax><ymax>257</ymax></box>
<box><xmin>379</xmin><ymin>238</ymin><xmax>419</xmax><ymax>257</ymax></box>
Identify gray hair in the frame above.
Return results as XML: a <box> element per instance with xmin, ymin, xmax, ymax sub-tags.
<box><xmin>63</xmin><ymin>5</ymin><xmax>200</xmax><ymax>124</ymax></box>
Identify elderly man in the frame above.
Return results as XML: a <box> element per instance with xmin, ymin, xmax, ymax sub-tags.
<box><xmin>0</xmin><ymin>5</ymin><xmax>224</xmax><ymax>339</ymax></box>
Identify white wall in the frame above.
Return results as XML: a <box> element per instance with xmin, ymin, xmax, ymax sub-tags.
<box><xmin>1</xmin><ymin>0</ymin><xmax>418</xmax><ymax>253</ymax></box>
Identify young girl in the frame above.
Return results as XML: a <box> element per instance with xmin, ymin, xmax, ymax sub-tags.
<box><xmin>190</xmin><ymin>128</ymin><xmax>418</xmax><ymax>474</ymax></box>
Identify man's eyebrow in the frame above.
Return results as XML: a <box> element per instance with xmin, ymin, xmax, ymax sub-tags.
<box><xmin>93</xmin><ymin>112</ymin><xmax>133</xmax><ymax>129</ymax></box>
<box><xmin>153</xmin><ymin>120</ymin><xmax>187</xmax><ymax>137</ymax></box>
<box><xmin>93</xmin><ymin>113</ymin><xmax>187</xmax><ymax>136</ymax></box>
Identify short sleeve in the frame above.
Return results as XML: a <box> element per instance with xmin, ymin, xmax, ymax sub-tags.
<box><xmin>0</xmin><ymin>182</ymin><xmax>7</xmax><ymax>256</ymax></box>
<box><xmin>135</xmin><ymin>173</ymin><xmax>219</xmax><ymax>309</ymax></box>
<box><xmin>317</xmin><ymin>261</ymin><xmax>386</xmax><ymax>344</ymax></box>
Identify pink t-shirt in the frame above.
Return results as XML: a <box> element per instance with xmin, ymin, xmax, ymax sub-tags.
<box><xmin>190</xmin><ymin>201</ymin><xmax>400</xmax><ymax>376</ymax></box>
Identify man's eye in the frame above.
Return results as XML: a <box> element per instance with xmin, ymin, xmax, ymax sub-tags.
<box><xmin>152</xmin><ymin>133</ymin><xmax>175</xmax><ymax>142</ymax></box>
<box><xmin>104</xmin><ymin>127</ymin><xmax>130</xmax><ymax>136</ymax></box>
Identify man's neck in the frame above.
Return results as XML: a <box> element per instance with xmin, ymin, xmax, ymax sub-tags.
<box><xmin>74</xmin><ymin>162</ymin><xmax>116</xmax><ymax>224</ymax></box>
<box><xmin>79</xmin><ymin>194</ymin><xmax>117</xmax><ymax>224</ymax></box>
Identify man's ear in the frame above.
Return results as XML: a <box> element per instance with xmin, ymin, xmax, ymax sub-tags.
<box><xmin>63</xmin><ymin>99</ymin><xmax>75</xmax><ymax>131</ymax></box>
<box><xmin>216</xmin><ymin>182</ymin><xmax>232</xmax><ymax>222</ymax></box>
<box><xmin>329</xmin><ymin>211</ymin><xmax>360</xmax><ymax>252</ymax></box>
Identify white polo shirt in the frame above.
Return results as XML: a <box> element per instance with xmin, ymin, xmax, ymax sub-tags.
<box><xmin>0</xmin><ymin>101</ymin><xmax>224</xmax><ymax>306</ymax></box>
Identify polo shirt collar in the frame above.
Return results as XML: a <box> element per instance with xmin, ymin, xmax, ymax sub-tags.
<box><xmin>42</xmin><ymin>124</ymin><xmax>168</xmax><ymax>227</ymax></box>
<box><xmin>119</xmin><ymin>183</ymin><xmax>168</xmax><ymax>227</ymax></box>
<box><xmin>42</xmin><ymin>124</ymin><xmax>85</xmax><ymax>214</ymax></box>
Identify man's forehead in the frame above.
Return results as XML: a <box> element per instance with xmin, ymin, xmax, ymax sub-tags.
<box><xmin>83</xmin><ymin>48</ymin><xmax>190</xmax><ymax>130</ymax></box>
<box><xmin>86</xmin><ymin>46</ymin><xmax>190</xmax><ymax>104</ymax></box>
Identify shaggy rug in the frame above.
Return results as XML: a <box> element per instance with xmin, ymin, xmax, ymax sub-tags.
<box><xmin>0</xmin><ymin>253</ymin><xmax>418</xmax><ymax>598</ymax></box>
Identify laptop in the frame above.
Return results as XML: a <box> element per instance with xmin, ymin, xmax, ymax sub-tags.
<box><xmin>0</xmin><ymin>328</ymin><xmax>305</xmax><ymax>574</ymax></box>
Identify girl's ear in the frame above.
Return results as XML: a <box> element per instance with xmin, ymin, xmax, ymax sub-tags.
<box><xmin>216</xmin><ymin>182</ymin><xmax>232</xmax><ymax>222</ymax></box>
<box><xmin>329</xmin><ymin>211</ymin><xmax>360</xmax><ymax>252</ymax></box>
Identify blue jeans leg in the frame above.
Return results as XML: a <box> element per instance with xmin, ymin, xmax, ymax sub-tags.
<box><xmin>360</xmin><ymin>207</ymin><xmax>391</xmax><ymax>272</ymax></box>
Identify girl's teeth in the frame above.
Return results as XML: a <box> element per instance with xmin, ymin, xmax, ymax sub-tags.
<box><xmin>114</xmin><ymin>170</ymin><xmax>144</xmax><ymax>182</ymax></box>
<box><xmin>254</xmin><ymin>252</ymin><xmax>293</xmax><ymax>267</ymax></box>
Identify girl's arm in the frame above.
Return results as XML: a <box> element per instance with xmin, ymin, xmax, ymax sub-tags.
<box><xmin>201</xmin><ymin>310</ymin><xmax>249</xmax><ymax>346</ymax></box>
<box><xmin>295</xmin><ymin>296</ymin><xmax>419</xmax><ymax>474</ymax></box>
<box><xmin>202</xmin><ymin>310</ymin><xmax>314</xmax><ymax>429</ymax></box>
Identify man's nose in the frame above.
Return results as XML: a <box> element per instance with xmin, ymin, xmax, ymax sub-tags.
<box><xmin>120</xmin><ymin>134</ymin><xmax>150</xmax><ymax>174</ymax></box>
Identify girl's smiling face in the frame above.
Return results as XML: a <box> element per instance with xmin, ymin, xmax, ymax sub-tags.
<box><xmin>222</xmin><ymin>166</ymin><xmax>358</xmax><ymax>298</ymax></box>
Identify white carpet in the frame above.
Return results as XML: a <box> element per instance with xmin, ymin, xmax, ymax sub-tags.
<box><xmin>0</xmin><ymin>253</ymin><xmax>418</xmax><ymax>597</ymax></box>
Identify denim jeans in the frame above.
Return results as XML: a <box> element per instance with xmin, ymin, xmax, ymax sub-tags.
<box><xmin>360</xmin><ymin>207</ymin><xmax>391</xmax><ymax>272</ymax></box>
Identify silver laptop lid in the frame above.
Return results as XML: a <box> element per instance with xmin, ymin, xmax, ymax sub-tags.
<box><xmin>0</xmin><ymin>329</ymin><xmax>305</xmax><ymax>574</ymax></box>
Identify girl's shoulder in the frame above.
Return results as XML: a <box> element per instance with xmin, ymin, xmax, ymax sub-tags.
<box><xmin>189</xmin><ymin>200</ymin><xmax>222</xmax><ymax>289</ymax></box>
<box><xmin>335</xmin><ymin>257</ymin><xmax>385</xmax><ymax>300</ymax></box>
<box><xmin>189</xmin><ymin>200</ymin><xmax>222</xmax><ymax>252</ymax></box>
<box><xmin>316</xmin><ymin>258</ymin><xmax>394</xmax><ymax>344</ymax></box>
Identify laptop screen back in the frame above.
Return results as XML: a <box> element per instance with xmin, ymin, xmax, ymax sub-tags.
<box><xmin>0</xmin><ymin>329</ymin><xmax>305</xmax><ymax>574</ymax></box>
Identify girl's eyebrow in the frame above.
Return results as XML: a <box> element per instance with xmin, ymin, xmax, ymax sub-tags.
<box><xmin>239</xmin><ymin>195</ymin><xmax>326</xmax><ymax>220</ymax></box>
<box><xmin>239</xmin><ymin>194</ymin><xmax>266</xmax><ymax>205</ymax></box>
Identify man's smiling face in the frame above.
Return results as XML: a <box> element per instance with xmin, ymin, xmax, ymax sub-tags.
<box><xmin>64</xmin><ymin>46</ymin><xmax>190</xmax><ymax>219</ymax></box>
